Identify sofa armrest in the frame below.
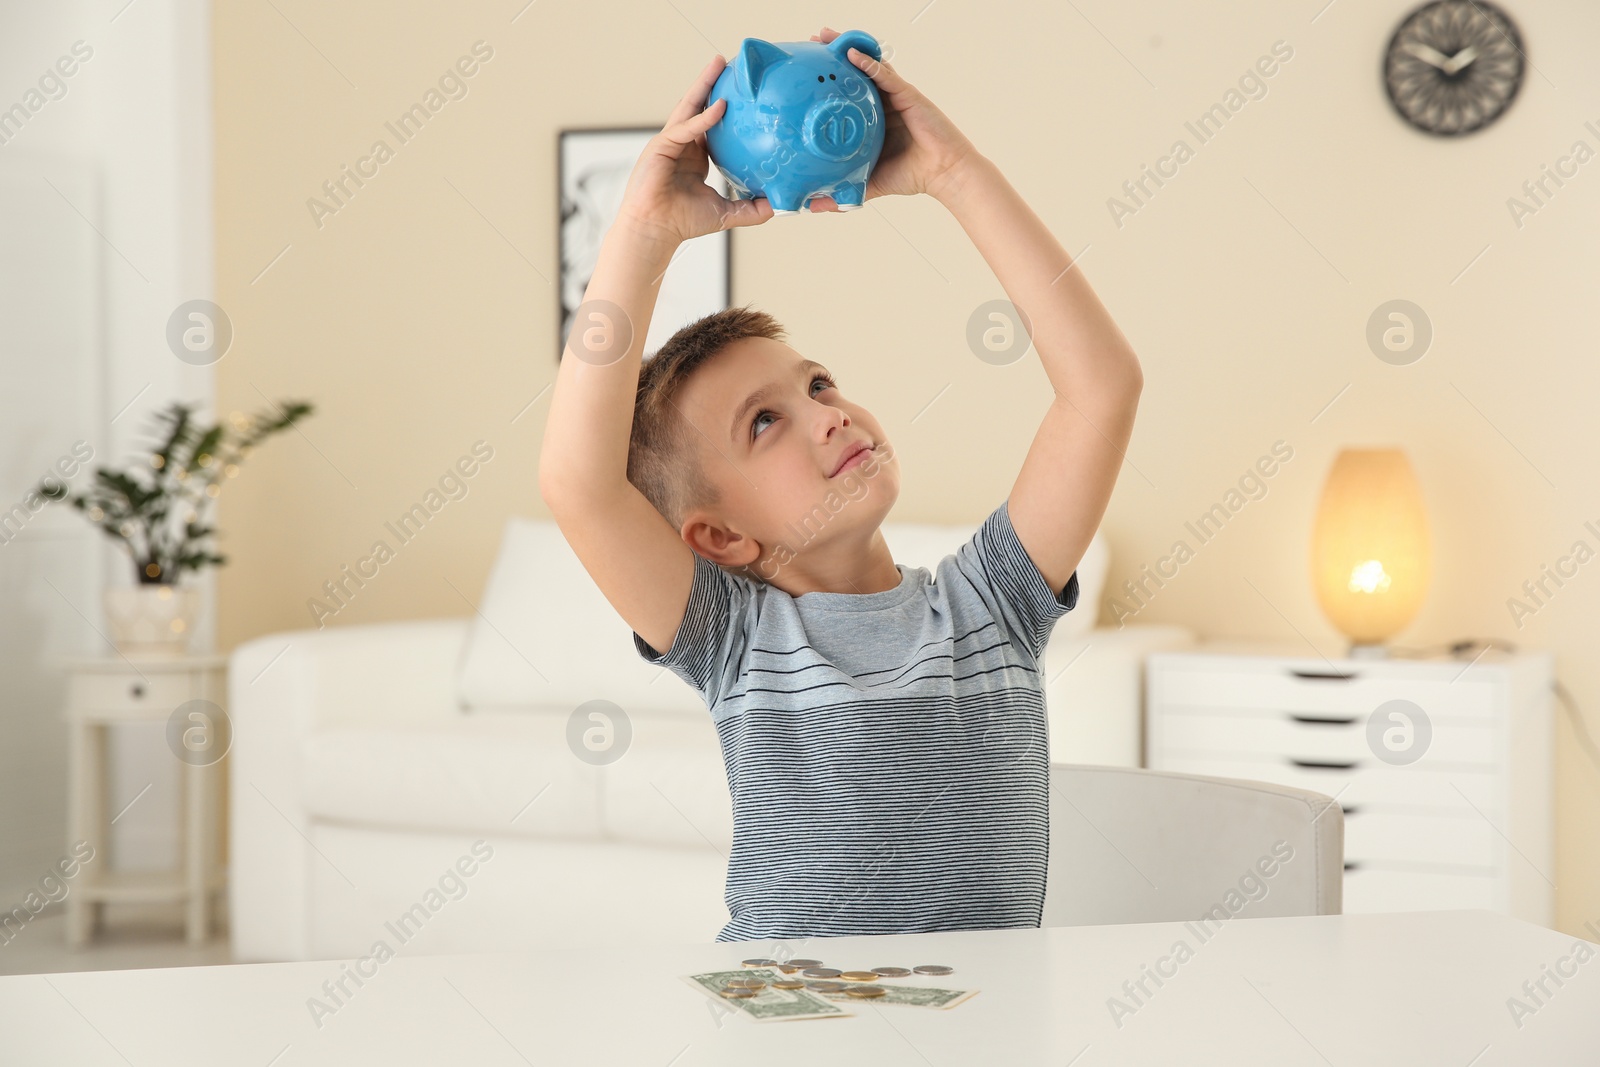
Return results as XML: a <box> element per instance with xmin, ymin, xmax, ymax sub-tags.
<box><xmin>227</xmin><ymin>618</ymin><xmax>469</xmax><ymax>961</ymax></box>
<box><xmin>1043</xmin><ymin>623</ymin><xmax>1197</xmax><ymax>767</ymax></box>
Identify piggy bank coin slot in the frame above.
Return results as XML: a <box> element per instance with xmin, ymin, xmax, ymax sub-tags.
<box><xmin>805</xmin><ymin>99</ymin><xmax>867</xmax><ymax>161</ymax></box>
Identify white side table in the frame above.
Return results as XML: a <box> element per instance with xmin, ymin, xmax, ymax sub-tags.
<box><xmin>62</xmin><ymin>654</ymin><xmax>229</xmax><ymax>947</ymax></box>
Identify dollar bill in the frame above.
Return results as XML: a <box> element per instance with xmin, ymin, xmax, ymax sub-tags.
<box><xmin>681</xmin><ymin>968</ymin><xmax>854</xmax><ymax>1022</ymax></box>
<box><xmin>813</xmin><ymin>984</ymin><xmax>979</xmax><ymax>1010</ymax></box>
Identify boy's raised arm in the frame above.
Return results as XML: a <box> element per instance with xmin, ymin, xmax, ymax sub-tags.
<box><xmin>935</xmin><ymin>151</ymin><xmax>1144</xmax><ymax>599</ymax></box>
<box><xmin>539</xmin><ymin>225</ymin><xmax>695</xmax><ymax>657</ymax></box>
<box><xmin>538</xmin><ymin>223</ymin><xmax>677</xmax><ymax>501</ymax></box>
<box><xmin>540</xmin><ymin>53</ymin><xmax>769</xmax><ymax>501</ymax></box>
<box><xmin>539</xmin><ymin>54</ymin><xmax>778</xmax><ymax>655</ymax></box>
<box><xmin>821</xmin><ymin>29</ymin><xmax>1143</xmax><ymax>599</ymax></box>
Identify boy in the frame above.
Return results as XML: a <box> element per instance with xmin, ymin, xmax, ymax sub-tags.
<box><xmin>540</xmin><ymin>29</ymin><xmax>1142</xmax><ymax>943</ymax></box>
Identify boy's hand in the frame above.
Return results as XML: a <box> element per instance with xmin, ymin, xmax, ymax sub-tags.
<box><xmin>808</xmin><ymin>27</ymin><xmax>980</xmax><ymax>205</ymax></box>
<box><xmin>617</xmin><ymin>54</ymin><xmax>839</xmax><ymax>248</ymax></box>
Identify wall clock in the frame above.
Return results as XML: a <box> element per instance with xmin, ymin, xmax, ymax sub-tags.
<box><xmin>1383</xmin><ymin>0</ymin><xmax>1525</xmax><ymax>136</ymax></box>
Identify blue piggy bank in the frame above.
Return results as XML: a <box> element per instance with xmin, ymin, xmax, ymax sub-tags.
<box><xmin>704</xmin><ymin>30</ymin><xmax>886</xmax><ymax>216</ymax></box>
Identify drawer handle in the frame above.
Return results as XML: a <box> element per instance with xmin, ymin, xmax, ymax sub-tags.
<box><xmin>1289</xmin><ymin>669</ymin><xmax>1356</xmax><ymax>681</ymax></box>
<box><xmin>1290</xmin><ymin>758</ymin><xmax>1359</xmax><ymax>770</ymax></box>
<box><xmin>1340</xmin><ymin>805</ymin><xmax>1360</xmax><ymax>817</ymax></box>
<box><xmin>1344</xmin><ymin>861</ymin><xmax>1360</xmax><ymax>871</ymax></box>
<box><xmin>129</xmin><ymin>683</ymin><xmax>145</xmax><ymax>700</ymax></box>
<box><xmin>1289</xmin><ymin>714</ymin><xmax>1359</xmax><ymax>726</ymax></box>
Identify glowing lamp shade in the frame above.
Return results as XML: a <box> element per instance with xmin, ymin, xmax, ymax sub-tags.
<box><xmin>1310</xmin><ymin>448</ymin><xmax>1431</xmax><ymax>649</ymax></box>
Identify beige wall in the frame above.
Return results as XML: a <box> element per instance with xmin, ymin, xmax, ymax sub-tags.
<box><xmin>216</xmin><ymin>1</ymin><xmax>1600</xmax><ymax>934</ymax></box>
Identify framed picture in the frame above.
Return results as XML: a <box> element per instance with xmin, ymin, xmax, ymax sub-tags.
<box><xmin>557</xmin><ymin>126</ymin><xmax>732</xmax><ymax>362</ymax></box>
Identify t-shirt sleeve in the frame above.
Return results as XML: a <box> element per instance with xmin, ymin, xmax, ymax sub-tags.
<box><xmin>631</xmin><ymin>551</ymin><xmax>748</xmax><ymax>704</ymax></box>
<box><xmin>953</xmin><ymin>497</ymin><xmax>1080</xmax><ymax>670</ymax></box>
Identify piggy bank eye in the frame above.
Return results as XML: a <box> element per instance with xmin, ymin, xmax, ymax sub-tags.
<box><xmin>816</xmin><ymin>75</ymin><xmax>824</xmax><ymax>82</ymax></box>
<box><xmin>829</xmin><ymin>73</ymin><xmax>836</xmax><ymax>80</ymax></box>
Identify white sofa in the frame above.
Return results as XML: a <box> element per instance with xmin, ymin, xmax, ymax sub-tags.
<box><xmin>229</xmin><ymin>514</ymin><xmax>1194</xmax><ymax>962</ymax></box>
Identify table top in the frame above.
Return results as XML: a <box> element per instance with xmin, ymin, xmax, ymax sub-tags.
<box><xmin>0</xmin><ymin>910</ymin><xmax>1592</xmax><ymax>1064</ymax></box>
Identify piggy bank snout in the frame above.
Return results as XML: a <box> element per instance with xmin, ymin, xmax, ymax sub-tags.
<box><xmin>803</xmin><ymin>97</ymin><xmax>870</xmax><ymax>162</ymax></box>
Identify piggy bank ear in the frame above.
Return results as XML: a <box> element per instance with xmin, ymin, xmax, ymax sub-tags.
<box><xmin>734</xmin><ymin>37</ymin><xmax>789</xmax><ymax>97</ymax></box>
<box><xmin>826</xmin><ymin>30</ymin><xmax>881</xmax><ymax>62</ymax></box>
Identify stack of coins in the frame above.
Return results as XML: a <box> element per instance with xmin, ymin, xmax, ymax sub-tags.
<box><xmin>727</xmin><ymin>957</ymin><xmax>956</xmax><ymax>997</ymax></box>
<box><xmin>777</xmin><ymin>958</ymin><xmax>823</xmax><ymax>974</ymax></box>
<box><xmin>719</xmin><ymin>976</ymin><xmax>767</xmax><ymax>998</ymax></box>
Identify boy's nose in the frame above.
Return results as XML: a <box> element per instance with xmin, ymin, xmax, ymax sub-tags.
<box><xmin>815</xmin><ymin>407</ymin><xmax>848</xmax><ymax>440</ymax></box>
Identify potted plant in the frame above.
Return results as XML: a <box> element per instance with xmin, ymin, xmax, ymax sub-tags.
<box><xmin>40</xmin><ymin>399</ymin><xmax>312</xmax><ymax>655</ymax></box>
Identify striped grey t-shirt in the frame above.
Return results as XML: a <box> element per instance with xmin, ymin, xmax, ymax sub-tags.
<box><xmin>633</xmin><ymin>498</ymin><xmax>1079</xmax><ymax>943</ymax></box>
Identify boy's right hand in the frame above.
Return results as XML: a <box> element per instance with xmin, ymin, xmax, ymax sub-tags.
<box><xmin>615</xmin><ymin>54</ymin><xmax>828</xmax><ymax>249</ymax></box>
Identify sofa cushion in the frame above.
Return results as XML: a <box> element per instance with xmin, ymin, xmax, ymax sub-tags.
<box><xmin>298</xmin><ymin>709</ymin><xmax>734</xmax><ymax>852</ymax></box>
<box><xmin>599</xmin><ymin>712</ymin><xmax>733</xmax><ymax>852</ymax></box>
<box><xmin>299</xmin><ymin>713</ymin><xmax>603</xmax><ymax>841</ymax></box>
<box><xmin>453</xmin><ymin>517</ymin><xmax>705</xmax><ymax>715</ymax></box>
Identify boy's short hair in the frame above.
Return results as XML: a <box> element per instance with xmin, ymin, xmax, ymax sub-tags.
<box><xmin>629</xmin><ymin>304</ymin><xmax>787</xmax><ymax>531</ymax></box>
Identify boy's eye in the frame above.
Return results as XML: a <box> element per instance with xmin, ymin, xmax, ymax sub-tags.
<box><xmin>751</xmin><ymin>374</ymin><xmax>837</xmax><ymax>440</ymax></box>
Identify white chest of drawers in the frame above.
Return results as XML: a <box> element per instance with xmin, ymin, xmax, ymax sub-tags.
<box><xmin>1145</xmin><ymin>642</ymin><xmax>1554</xmax><ymax>924</ymax></box>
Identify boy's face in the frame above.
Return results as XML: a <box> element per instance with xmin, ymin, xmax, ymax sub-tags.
<box><xmin>674</xmin><ymin>335</ymin><xmax>900</xmax><ymax>574</ymax></box>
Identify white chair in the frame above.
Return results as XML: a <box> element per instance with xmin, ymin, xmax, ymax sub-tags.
<box><xmin>1043</xmin><ymin>764</ymin><xmax>1343</xmax><ymax>927</ymax></box>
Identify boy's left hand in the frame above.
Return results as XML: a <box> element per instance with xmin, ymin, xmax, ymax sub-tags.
<box><xmin>807</xmin><ymin>27</ymin><xmax>979</xmax><ymax>206</ymax></box>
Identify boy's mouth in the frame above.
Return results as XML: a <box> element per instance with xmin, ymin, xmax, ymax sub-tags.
<box><xmin>830</xmin><ymin>442</ymin><xmax>873</xmax><ymax>477</ymax></box>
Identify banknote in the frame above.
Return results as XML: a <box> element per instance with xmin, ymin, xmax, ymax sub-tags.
<box><xmin>811</xmin><ymin>984</ymin><xmax>979</xmax><ymax>1010</ymax></box>
<box><xmin>681</xmin><ymin>968</ymin><xmax>854</xmax><ymax>1022</ymax></box>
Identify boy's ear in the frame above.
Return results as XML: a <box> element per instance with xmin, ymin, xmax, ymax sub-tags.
<box><xmin>682</xmin><ymin>514</ymin><xmax>762</xmax><ymax>569</ymax></box>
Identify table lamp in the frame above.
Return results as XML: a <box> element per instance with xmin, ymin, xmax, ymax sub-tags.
<box><xmin>1310</xmin><ymin>448</ymin><xmax>1431</xmax><ymax>659</ymax></box>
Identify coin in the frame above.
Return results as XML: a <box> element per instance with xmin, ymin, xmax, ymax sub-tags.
<box><xmin>740</xmin><ymin>958</ymin><xmax>777</xmax><ymax>968</ymax></box>
<box><xmin>805</xmin><ymin>980</ymin><xmax>845</xmax><ymax>993</ymax></box>
<box><xmin>871</xmin><ymin>966</ymin><xmax>911</xmax><ymax>978</ymax></box>
<box><xmin>718</xmin><ymin>987</ymin><xmax>755</xmax><ymax>999</ymax></box>
<box><xmin>788</xmin><ymin>959</ymin><xmax>824</xmax><ymax>969</ymax></box>
<box><xmin>913</xmin><ymin>964</ymin><xmax>954</xmax><ymax>976</ymax></box>
<box><xmin>801</xmin><ymin>967</ymin><xmax>842</xmax><ymax>978</ymax></box>
<box><xmin>845</xmin><ymin>985</ymin><xmax>887</xmax><ymax>998</ymax></box>
<box><xmin>725</xmin><ymin>978</ymin><xmax>765</xmax><ymax>990</ymax></box>
<box><xmin>839</xmin><ymin>971</ymin><xmax>879</xmax><ymax>982</ymax></box>
<box><xmin>770</xmin><ymin>979</ymin><xmax>805</xmax><ymax>990</ymax></box>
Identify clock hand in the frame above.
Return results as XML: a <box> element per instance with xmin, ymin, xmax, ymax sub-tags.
<box><xmin>1442</xmin><ymin>45</ymin><xmax>1479</xmax><ymax>75</ymax></box>
<box><xmin>1401</xmin><ymin>40</ymin><xmax>1453</xmax><ymax>70</ymax></box>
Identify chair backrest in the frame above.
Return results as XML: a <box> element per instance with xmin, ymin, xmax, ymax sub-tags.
<box><xmin>1043</xmin><ymin>764</ymin><xmax>1343</xmax><ymax>927</ymax></box>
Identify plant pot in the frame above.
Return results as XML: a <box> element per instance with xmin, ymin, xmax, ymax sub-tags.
<box><xmin>103</xmin><ymin>585</ymin><xmax>199</xmax><ymax>657</ymax></box>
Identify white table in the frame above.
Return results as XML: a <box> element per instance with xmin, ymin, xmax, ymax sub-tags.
<box><xmin>1</xmin><ymin>911</ymin><xmax>1594</xmax><ymax>1064</ymax></box>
